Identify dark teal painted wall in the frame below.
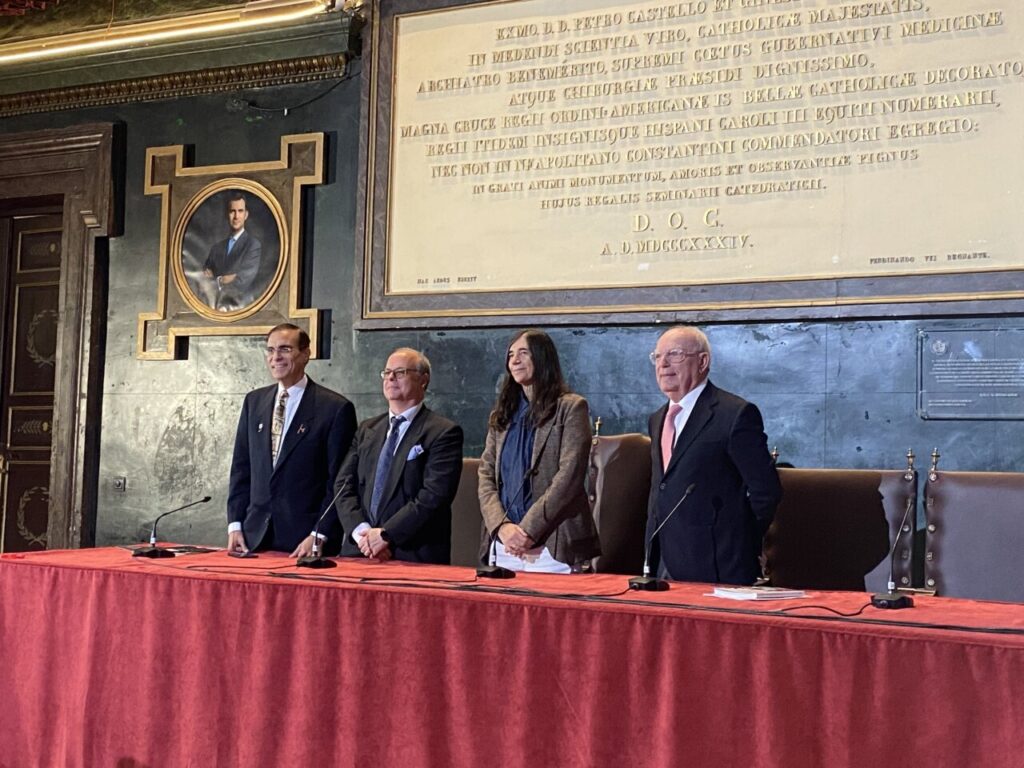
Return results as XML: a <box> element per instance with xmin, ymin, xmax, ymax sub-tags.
<box><xmin>2</xmin><ymin>74</ymin><xmax>1021</xmax><ymax>547</ymax></box>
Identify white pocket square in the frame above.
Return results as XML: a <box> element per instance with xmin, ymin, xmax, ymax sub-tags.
<box><xmin>407</xmin><ymin>444</ymin><xmax>424</xmax><ymax>460</ymax></box>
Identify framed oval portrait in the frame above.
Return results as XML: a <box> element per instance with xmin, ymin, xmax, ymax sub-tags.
<box><xmin>172</xmin><ymin>179</ymin><xmax>288</xmax><ymax>321</ymax></box>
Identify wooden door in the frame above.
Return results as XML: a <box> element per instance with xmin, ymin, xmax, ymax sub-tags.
<box><xmin>0</xmin><ymin>213</ymin><xmax>61</xmax><ymax>552</ymax></box>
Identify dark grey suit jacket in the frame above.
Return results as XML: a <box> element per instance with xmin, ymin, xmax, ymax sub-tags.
<box><xmin>227</xmin><ymin>379</ymin><xmax>356</xmax><ymax>553</ymax></box>
<box><xmin>647</xmin><ymin>381</ymin><xmax>782</xmax><ymax>585</ymax></box>
<box><xmin>335</xmin><ymin>405</ymin><xmax>463</xmax><ymax>564</ymax></box>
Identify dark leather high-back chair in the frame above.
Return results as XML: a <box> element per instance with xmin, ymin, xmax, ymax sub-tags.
<box><xmin>587</xmin><ymin>433</ymin><xmax>652</xmax><ymax>574</ymax></box>
<box><xmin>924</xmin><ymin>470</ymin><xmax>1024</xmax><ymax>602</ymax></box>
<box><xmin>764</xmin><ymin>468</ymin><xmax>916</xmax><ymax>592</ymax></box>
<box><xmin>450</xmin><ymin>457</ymin><xmax>483</xmax><ymax>567</ymax></box>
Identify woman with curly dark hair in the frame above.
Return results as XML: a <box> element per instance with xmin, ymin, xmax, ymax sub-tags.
<box><xmin>477</xmin><ymin>329</ymin><xmax>601</xmax><ymax>573</ymax></box>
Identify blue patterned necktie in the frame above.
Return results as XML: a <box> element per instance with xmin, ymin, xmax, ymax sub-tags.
<box><xmin>370</xmin><ymin>415</ymin><xmax>405</xmax><ymax>525</ymax></box>
<box><xmin>226</xmin><ymin>235</ymin><xmax>237</xmax><ymax>255</ymax></box>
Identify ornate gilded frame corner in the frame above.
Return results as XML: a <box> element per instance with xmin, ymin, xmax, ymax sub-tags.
<box><xmin>138</xmin><ymin>133</ymin><xmax>325</xmax><ymax>360</ymax></box>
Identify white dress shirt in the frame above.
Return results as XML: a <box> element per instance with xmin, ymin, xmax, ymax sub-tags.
<box><xmin>665</xmin><ymin>379</ymin><xmax>708</xmax><ymax>451</ymax></box>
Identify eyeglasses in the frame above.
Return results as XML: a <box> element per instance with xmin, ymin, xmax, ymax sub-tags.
<box><xmin>649</xmin><ymin>348</ymin><xmax>703</xmax><ymax>366</ymax></box>
<box><xmin>265</xmin><ymin>345</ymin><xmax>297</xmax><ymax>356</ymax></box>
<box><xmin>380</xmin><ymin>367</ymin><xmax>422</xmax><ymax>380</ymax></box>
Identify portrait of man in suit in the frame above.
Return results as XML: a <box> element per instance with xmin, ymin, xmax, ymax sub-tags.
<box><xmin>646</xmin><ymin>325</ymin><xmax>782</xmax><ymax>586</ymax></box>
<box><xmin>202</xmin><ymin>191</ymin><xmax>263</xmax><ymax>312</ymax></box>
<box><xmin>335</xmin><ymin>347</ymin><xmax>464</xmax><ymax>564</ymax></box>
<box><xmin>178</xmin><ymin>187</ymin><xmax>282</xmax><ymax>316</ymax></box>
<box><xmin>226</xmin><ymin>323</ymin><xmax>357</xmax><ymax>557</ymax></box>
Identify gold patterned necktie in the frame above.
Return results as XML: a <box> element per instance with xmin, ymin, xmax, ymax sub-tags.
<box><xmin>271</xmin><ymin>390</ymin><xmax>289</xmax><ymax>465</ymax></box>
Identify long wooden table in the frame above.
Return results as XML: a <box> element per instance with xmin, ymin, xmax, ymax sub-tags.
<box><xmin>1</xmin><ymin>548</ymin><xmax>1022</xmax><ymax>767</ymax></box>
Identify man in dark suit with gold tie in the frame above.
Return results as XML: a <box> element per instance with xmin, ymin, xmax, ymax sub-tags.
<box><xmin>226</xmin><ymin>323</ymin><xmax>357</xmax><ymax>556</ymax></box>
<box><xmin>646</xmin><ymin>325</ymin><xmax>782</xmax><ymax>585</ymax></box>
<box><xmin>335</xmin><ymin>347</ymin><xmax>463</xmax><ymax>564</ymax></box>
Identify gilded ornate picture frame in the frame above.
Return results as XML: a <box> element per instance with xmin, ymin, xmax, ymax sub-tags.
<box><xmin>139</xmin><ymin>133</ymin><xmax>324</xmax><ymax>359</ymax></box>
<box><xmin>173</xmin><ymin>180</ymin><xmax>286</xmax><ymax>321</ymax></box>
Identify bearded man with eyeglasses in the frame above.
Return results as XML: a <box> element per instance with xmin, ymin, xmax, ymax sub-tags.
<box><xmin>334</xmin><ymin>347</ymin><xmax>464</xmax><ymax>563</ymax></box>
<box><xmin>646</xmin><ymin>325</ymin><xmax>782</xmax><ymax>586</ymax></box>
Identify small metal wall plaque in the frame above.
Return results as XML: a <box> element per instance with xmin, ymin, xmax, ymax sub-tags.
<box><xmin>918</xmin><ymin>329</ymin><xmax>1024</xmax><ymax>420</ymax></box>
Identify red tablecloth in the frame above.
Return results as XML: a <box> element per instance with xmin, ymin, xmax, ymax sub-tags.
<box><xmin>1</xmin><ymin>548</ymin><xmax>1022</xmax><ymax>768</ymax></box>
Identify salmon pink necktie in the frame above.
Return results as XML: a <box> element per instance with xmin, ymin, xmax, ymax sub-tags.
<box><xmin>661</xmin><ymin>403</ymin><xmax>682</xmax><ymax>470</ymax></box>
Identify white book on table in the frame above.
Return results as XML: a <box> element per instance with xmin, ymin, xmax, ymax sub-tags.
<box><xmin>710</xmin><ymin>586</ymin><xmax>807</xmax><ymax>601</ymax></box>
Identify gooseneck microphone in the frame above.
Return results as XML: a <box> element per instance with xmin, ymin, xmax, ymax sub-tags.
<box><xmin>477</xmin><ymin>528</ymin><xmax>516</xmax><ymax>579</ymax></box>
<box><xmin>477</xmin><ymin>467</ymin><xmax>537</xmax><ymax>579</ymax></box>
<box><xmin>297</xmin><ymin>480</ymin><xmax>349</xmax><ymax>569</ymax></box>
<box><xmin>133</xmin><ymin>496</ymin><xmax>213</xmax><ymax>558</ymax></box>
<box><xmin>871</xmin><ymin>494</ymin><xmax>916</xmax><ymax>609</ymax></box>
<box><xmin>629</xmin><ymin>483</ymin><xmax>696</xmax><ymax>591</ymax></box>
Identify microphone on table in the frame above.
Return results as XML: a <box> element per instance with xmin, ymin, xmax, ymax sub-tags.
<box><xmin>629</xmin><ymin>483</ymin><xmax>696</xmax><ymax>591</ymax></box>
<box><xmin>477</xmin><ymin>528</ymin><xmax>516</xmax><ymax>579</ymax></box>
<box><xmin>871</xmin><ymin>494</ymin><xmax>915</xmax><ymax>609</ymax></box>
<box><xmin>133</xmin><ymin>496</ymin><xmax>213</xmax><ymax>558</ymax></box>
<box><xmin>477</xmin><ymin>467</ymin><xmax>537</xmax><ymax>579</ymax></box>
<box><xmin>297</xmin><ymin>480</ymin><xmax>349</xmax><ymax>569</ymax></box>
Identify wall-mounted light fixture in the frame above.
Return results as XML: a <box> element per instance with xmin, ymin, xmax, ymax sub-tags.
<box><xmin>0</xmin><ymin>0</ymin><xmax>335</xmax><ymax>66</ymax></box>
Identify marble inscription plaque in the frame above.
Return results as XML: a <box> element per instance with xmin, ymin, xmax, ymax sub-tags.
<box><xmin>918</xmin><ymin>328</ymin><xmax>1024</xmax><ymax>419</ymax></box>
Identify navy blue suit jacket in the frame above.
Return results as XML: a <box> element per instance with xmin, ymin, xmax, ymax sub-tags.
<box><xmin>647</xmin><ymin>381</ymin><xmax>782</xmax><ymax>585</ymax></box>
<box><xmin>228</xmin><ymin>378</ymin><xmax>356</xmax><ymax>553</ymax></box>
<box><xmin>335</xmin><ymin>406</ymin><xmax>463</xmax><ymax>564</ymax></box>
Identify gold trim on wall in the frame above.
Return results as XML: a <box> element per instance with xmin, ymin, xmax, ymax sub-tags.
<box><xmin>9</xmin><ymin>280</ymin><xmax>58</xmax><ymax>398</ymax></box>
<box><xmin>170</xmin><ymin>179</ymin><xmax>289</xmax><ymax>322</ymax></box>
<box><xmin>361</xmin><ymin>287</ymin><xmax>1024</xmax><ymax>321</ymax></box>
<box><xmin>0</xmin><ymin>0</ymin><xmax>333</xmax><ymax>66</ymax></box>
<box><xmin>139</xmin><ymin>133</ymin><xmax>325</xmax><ymax>360</ymax></box>
<box><xmin>0</xmin><ymin>53</ymin><xmax>349</xmax><ymax>118</ymax></box>
<box><xmin>14</xmin><ymin>225</ymin><xmax>62</xmax><ymax>274</ymax></box>
<box><xmin>6</xmin><ymin>405</ymin><xmax>53</xmax><ymax>451</ymax></box>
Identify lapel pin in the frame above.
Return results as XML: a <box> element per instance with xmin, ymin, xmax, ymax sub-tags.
<box><xmin>258</xmin><ymin>423</ymin><xmax>264</xmax><ymax>432</ymax></box>
<box><xmin>298</xmin><ymin>424</ymin><xmax>307</xmax><ymax>435</ymax></box>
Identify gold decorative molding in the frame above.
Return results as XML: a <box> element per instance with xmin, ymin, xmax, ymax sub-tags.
<box><xmin>0</xmin><ymin>52</ymin><xmax>348</xmax><ymax>117</ymax></box>
<box><xmin>0</xmin><ymin>0</ymin><xmax>332</xmax><ymax>65</ymax></box>
<box><xmin>138</xmin><ymin>133</ymin><xmax>325</xmax><ymax>360</ymax></box>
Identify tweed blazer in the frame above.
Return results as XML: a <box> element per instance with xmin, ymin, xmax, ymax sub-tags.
<box><xmin>478</xmin><ymin>393</ymin><xmax>601</xmax><ymax>566</ymax></box>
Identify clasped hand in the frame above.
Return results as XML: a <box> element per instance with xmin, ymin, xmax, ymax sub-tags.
<box><xmin>499</xmin><ymin>522</ymin><xmax>534</xmax><ymax>557</ymax></box>
<box><xmin>357</xmin><ymin>528</ymin><xmax>392</xmax><ymax>560</ymax></box>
